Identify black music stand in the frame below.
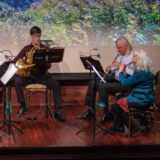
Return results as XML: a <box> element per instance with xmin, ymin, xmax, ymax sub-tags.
<box><xmin>76</xmin><ymin>56</ymin><xmax>111</xmax><ymax>143</ymax></box>
<box><xmin>80</xmin><ymin>56</ymin><xmax>104</xmax><ymax>73</ymax></box>
<box><xmin>27</xmin><ymin>48</ymin><xmax>64</xmax><ymax>122</ymax></box>
<box><xmin>0</xmin><ymin>62</ymin><xmax>23</xmax><ymax>142</ymax></box>
<box><xmin>81</xmin><ymin>56</ymin><xmax>106</xmax><ymax>82</ymax></box>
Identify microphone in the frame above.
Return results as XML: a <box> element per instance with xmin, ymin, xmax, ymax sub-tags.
<box><xmin>79</xmin><ymin>51</ymin><xmax>101</xmax><ymax>59</ymax></box>
<box><xmin>40</xmin><ymin>40</ymin><xmax>53</xmax><ymax>42</ymax></box>
<box><xmin>5</xmin><ymin>55</ymin><xmax>9</xmax><ymax>59</ymax></box>
<box><xmin>5</xmin><ymin>55</ymin><xmax>12</xmax><ymax>61</ymax></box>
<box><xmin>89</xmin><ymin>48</ymin><xmax>98</xmax><ymax>53</ymax></box>
<box><xmin>89</xmin><ymin>53</ymin><xmax>101</xmax><ymax>58</ymax></box>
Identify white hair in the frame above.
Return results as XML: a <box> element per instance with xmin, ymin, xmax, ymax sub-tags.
<box><xmin>134</xmin><ymin>49</ymin><xmax>153</xmax><ymax>73</ymax></box>
<box><xmin>115</xmin><ymin>36</ymin><xmax>132</xmax><ymax>54</ymax></box>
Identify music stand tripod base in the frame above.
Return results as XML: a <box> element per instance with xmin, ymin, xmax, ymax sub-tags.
<box><xmin>26</xmin><ymin>103</ymin><xmax>56</xmax><ymax>122</ymax></box>
<box><xmin>0</xmin><ymin>86</ymin><xmax>24</xmax><ymax>142</ymax></box>
<box><xmin>77</xmin><ymin>57</ymin><xmax>111</xmax><ymax>143</ymax></box>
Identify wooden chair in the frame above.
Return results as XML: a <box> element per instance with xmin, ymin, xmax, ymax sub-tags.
<box><xmin>25</xmin><ymin>83</ymin><xmax>52</xmax><ymax>108</ymax></box>
<box><xmin>127</xmin><ymin>71</ymin><xmax>160</xmax><ymax>137</ymax></box>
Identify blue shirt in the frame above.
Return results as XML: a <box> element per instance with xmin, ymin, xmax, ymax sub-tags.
<box><xmin>119</xmin><ymin>71</ymin><xmax>154</xmax><ymax>106</ymax></box>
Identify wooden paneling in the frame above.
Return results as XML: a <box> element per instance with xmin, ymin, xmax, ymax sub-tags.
<box><xmin>0</xmin><ymin>85</ymin><xmax>88</xmax><ymax>107</ymax></box>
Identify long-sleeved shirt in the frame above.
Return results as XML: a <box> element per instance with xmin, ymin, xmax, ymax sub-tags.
<box><xmin>119</xmin><ymin>71</ymin><xmax>154</xmax><ymax>106</ymax></box>
<box><xmin>13</xmin><ymin>43</ymin><xmax>51</xmax><ymax>73</ymax></box>
<box><xmin>111</xmin><ymin>51</ymin><xmax>134</xmax><ymax>80</ymax></box>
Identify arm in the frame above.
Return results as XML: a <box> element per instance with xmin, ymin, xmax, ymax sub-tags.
<box><xmin>119</xmin><ymin>71</ymin><xmax>141</xmax><ymax>86</ymax></box>
<box><xmin>110</xmin><ymin>55</ymin><xmax>121</xmax><ymax>72</ymax></box>
<box><xmin>13</xmin><ymin>47</ymin><xmax>28</xmax><ymax>64</ymax></box>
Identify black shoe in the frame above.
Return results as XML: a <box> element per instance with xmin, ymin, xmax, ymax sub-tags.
<box><xmin>131</xmin><ymin>125</ymin><xmax>146</xmax><ymax>136</ymax></box>
<box><xmin>99</xmin><ymin>114</ymin><xmax>113</xmax><ymax>125</ymax></box>
<box><xmin>125</xmin><ymin>119</ymin><xmax>145</xmax><ymax>137</ymax></box>
<box><xmin>76</xmin><ymin>111</ymin><xmax>92</xmax><ymax>121</ymax></box>
<box><xmin>105</xmin><ymin>125</ymin><xmax>117</xmax><ymax>132</ymax></box>
<box><xmin>118</xmin><ymin>124</ymin><xmax>125</xmax><ymax>132</ymax></box>
<box><xmin>55</xmin><ymin>112</ymin><xmax>65</xmax><ymax>122</ymax></box>
<box><xmin>14</xmin><ymin>107</ymin><xmax>29</xmax><ymax>118</ymax></box>
<box><xmin>105</xmin><ymin>123</ymin><xmax>124</xmax><ymax>132</ymax></box>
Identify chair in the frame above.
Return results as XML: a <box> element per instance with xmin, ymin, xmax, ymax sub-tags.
<box><xmin>127</xmin><ymin>71</ymin><xmax>160</xmax><ymax>137</ymax></box>
<box><xmin>25</xmin><ymin>83</ymin><xmax>52</xmax><ymax>108</ymax></box>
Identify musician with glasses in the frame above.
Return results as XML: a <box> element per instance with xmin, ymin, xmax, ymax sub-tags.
<box><xmin>77</xmin><ymin>36</ymin><xmax>134</xmax><ymax>124</ymax></box>
<box><xmin>13</xmin><ymin>26</ymin><xmax>65</xmax><ymax>121</ymax></box>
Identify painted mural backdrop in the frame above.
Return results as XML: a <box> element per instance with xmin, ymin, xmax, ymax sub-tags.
<box><xmin>0</xmin><ymin>0</ymin><xmax>160</xmax><ymax>50</ymax></box>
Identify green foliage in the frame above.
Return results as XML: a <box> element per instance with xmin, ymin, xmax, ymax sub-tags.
<box><xmin>153</xmin><ymin>35</ymin><xmax>160</xmax><ymax>46</ymax></box>
<box><xmin>1</xmin><ymin>0</ymin><xmax>160</xmax><ymax>46</ymax></box>
<box><xmin>31</xmin><ymin>0</ymin><xmax>160</xmax><ymax>45</ymax></box>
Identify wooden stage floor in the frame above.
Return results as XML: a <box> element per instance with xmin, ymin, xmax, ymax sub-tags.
<box><xmin>0</xmin><ymin>103</ymin><xmax>160</xmax><ymax>159</ymax></box>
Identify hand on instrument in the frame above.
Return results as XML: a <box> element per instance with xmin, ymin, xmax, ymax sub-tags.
<box><xmin>119</xmin><ymin>64</ymin><xmax>125</xmax><ymax>72</ymax></box>
<box><xmin>105</xmin><ymin>65</ymin><xmax>111</xmax><ymax>71</ymax></box>
<box><xmin>112</xmin><ymin>61</ymin><xmax>120</xmax><ymax>68</ymax></box>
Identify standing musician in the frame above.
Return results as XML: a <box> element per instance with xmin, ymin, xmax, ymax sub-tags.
<box><xmin>77</xmin><ymin>36</ymin><xmax>134</xmax><ymax>125</ymax></box>
<box><xmin>13</xmin><ymin>26</ymin><xmax>65</xmax><ymax>121</ymax></box>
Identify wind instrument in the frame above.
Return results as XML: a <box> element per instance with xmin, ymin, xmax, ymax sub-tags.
<box><xmin>16</xmin><ymin>46</ymin><xmax>39</xmax><ymax>77</ymax></box>
<box><xmin>102</xmin><ymin>53</ymin><xmax>133</xmax><ymax>83</ymax></box>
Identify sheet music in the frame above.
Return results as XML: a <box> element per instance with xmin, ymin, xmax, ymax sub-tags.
<box><xmin>92</xmin><ymin>65</ymin><xmax>106</xmax><ymax>83</ymax></box>
<box><xmin>1</xmin><ymin>63</ymin><xmax>17</xmax><ymax>85</ymax></box>
<box><xmin>86</xmin><ymin>60</ymin><xmax>106</xmax><ymax>83</ymax></box>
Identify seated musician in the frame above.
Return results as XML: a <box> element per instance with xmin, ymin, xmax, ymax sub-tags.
<box><xmin>13</xmin><ymin>26</ymin><xmax>65</xmax><ymax>121</ymax></box>
<box><xmin>77</xmin><ymin>36</ymin><xmax>134</xmax><ymax>124</ymax></box>
<box><xmin>104</xmin><ymin>50</ymin><xmax>154</xmax><ymax>135</ymax></box>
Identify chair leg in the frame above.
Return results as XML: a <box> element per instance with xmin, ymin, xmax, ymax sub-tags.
<box><xmin>128</xmin><ymin>113</ymin><xmax>131</xmax><ymax>137</ymax></box>
<box><xmin>153</xmin><ymin>113</ymin><xmax>156</xmax><ymax>136</ymax></box>
<box><xmin>26</xmin><ymin>90</ymin><xmax>29</xmax><ymax>108</ymax></box>
<box><xmin>28</xmin><ymin>92</ymin><xmax>31</xmax><ymax>108</ymax></box>
<box><xmin>49</xmin><ymin>89</ymin><xmax>52</xmax><ymax>107</ymax></box>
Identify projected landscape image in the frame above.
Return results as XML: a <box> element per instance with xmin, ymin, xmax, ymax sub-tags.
<box><xmin>0</xmin><ymin>0</ymin><xmax>160</xmax><ymax>50</ymax></box>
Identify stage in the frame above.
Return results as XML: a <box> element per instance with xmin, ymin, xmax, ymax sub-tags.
<box><xmin>0</xmin><ymin>75</ymin><xmax>160</xmax><ymax>159</ymax></box>
<box><xmin>0</xmin><ymin>101</ymin><xmax>160</xmax><ymax>159</ymax></box>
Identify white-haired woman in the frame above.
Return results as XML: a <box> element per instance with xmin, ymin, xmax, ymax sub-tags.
<box><xmin>107</xmin><ymin>50</ymin><xmax>155</xmax><ymax>135</ymax></box>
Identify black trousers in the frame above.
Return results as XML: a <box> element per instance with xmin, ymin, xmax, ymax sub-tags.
<box><xmin>13</xmin><ymin>72</ymin><xmax>61</xmax><ymax>112</ymax></box>
<box><xmin>110</xmin><ymin>102</ymin><xmax>128</xmax><ymax>127</ymax></box>
<box><xmin>84</xmin><ymin>74</ymin><xmax>100</xmax><ymax>110</ymax></box>
<box><xmin>84</xmin><ymin>74</ymin><xmax>130</xmax><ymax>114</ymax></box>
<box><xmin>98</xmin><ymin>79</ymin><xmax>131</xmax><ymax>114</ymax></box>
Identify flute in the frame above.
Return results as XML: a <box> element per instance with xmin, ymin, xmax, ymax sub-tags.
<box><xmin>108</xmin><ymin>60</ymin><xmax>133</xmax><ymax>73</ymax></box>
<box><xmin>101</xmin><ymin>61</ymin><xmax>133</xmax><ymax>83</ymax></box>
<box><xmin>124</xmin><ymin>61</ymin><xmax>133</xmax><ymax>67</ymax></box>
<box><xmin>106</xmin><ymin>54</ymin><xmax>119</xmax><ymax>73</ymax></box>
<box><xmin>122</xmin><ymin>61</ymin><xmax>134</xmax><ymax>76</ymax></box>
<box><xmin>100</xmin><ymin>54</ymin><xmax>119</xmax><ymax>84</ymax></box>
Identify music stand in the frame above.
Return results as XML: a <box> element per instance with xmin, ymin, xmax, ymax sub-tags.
<box><xmin>27</xmin><ymin>48</ymin><xmax>64</xmax><ymax>122</ymax></box>
<box><xmin>80</xmin><ymin>56</ymin><xmax>104</xmax><ymax>73</ymax></box>
<box><xmin>0</xmin><ymin>62</ymin><xmax>23</xmax><ymax>142</ymax></box>
<box><xmin>76</xmin><ymin>56</ymin><xmax>111</xmax><ymax>143</ymax></box>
